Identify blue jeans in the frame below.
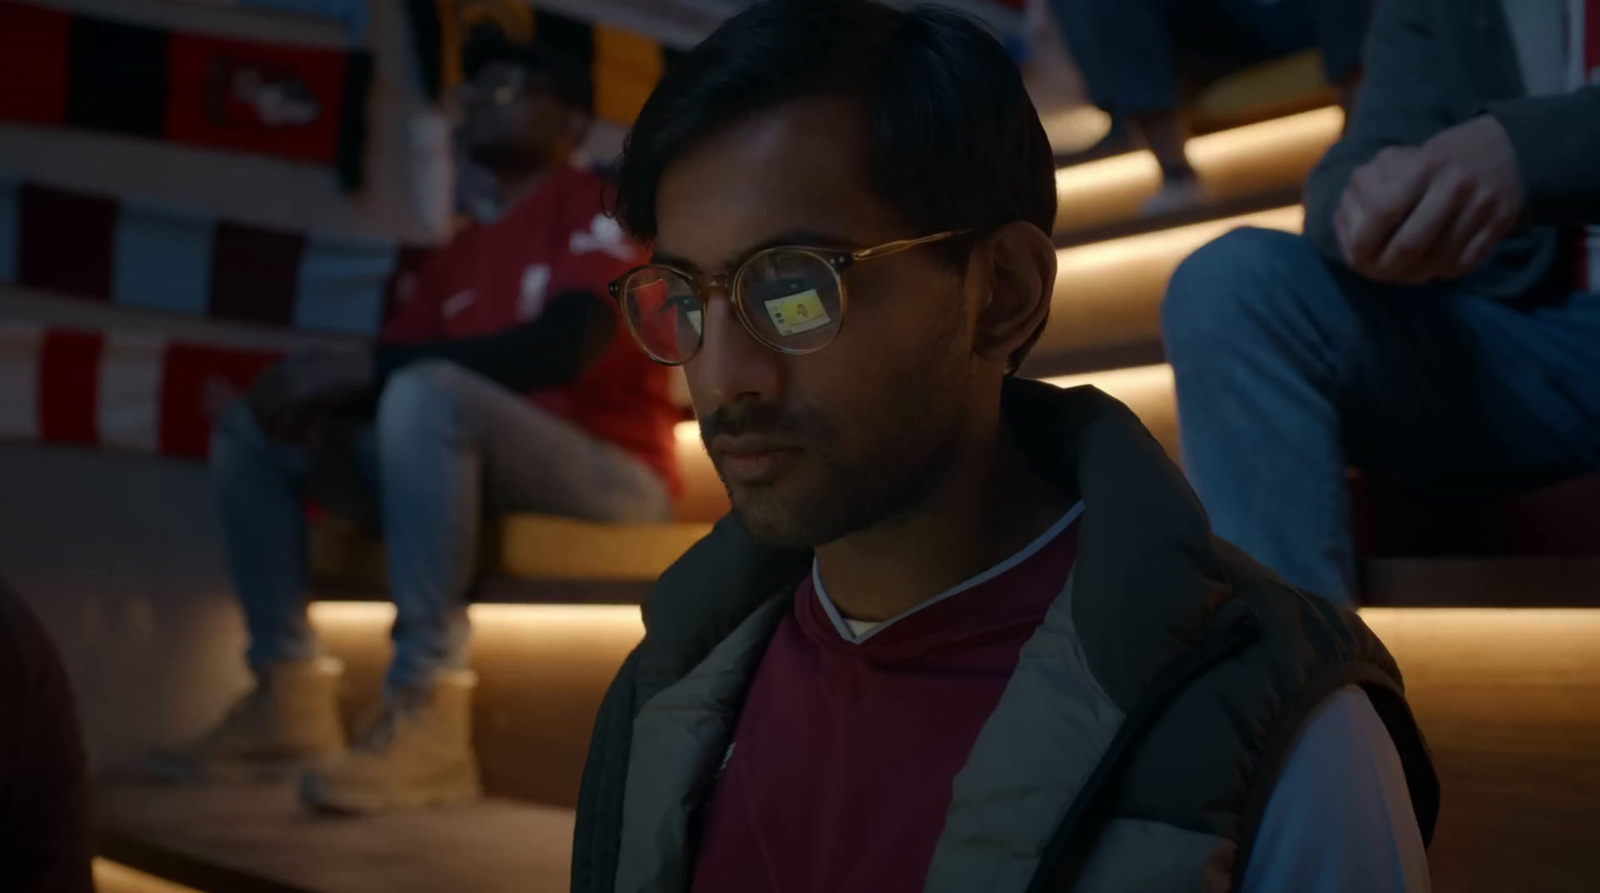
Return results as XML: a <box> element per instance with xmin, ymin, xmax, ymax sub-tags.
<box><xmin>1052</xmin><ymin>0</ymin><xmax>1369</xmax><ymax>116</ymax></box>
<box><xmin>212</xmin><ymin>360</ymin><xmax>672</xmax><ymax>693</ymax></box>
<box><xmin>1163</xmin><ymin>228</ymin><xmax>1600</xmax><ymax>605</ymax></box>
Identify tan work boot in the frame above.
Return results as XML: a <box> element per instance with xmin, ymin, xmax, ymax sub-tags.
<box><xmin>150</xmin><ymin>657</ymin><xmax>346</xmax><ymax>783</ymax></box>
<box><xmin>299</xmin><ymin>670</ymin><xmax>481</xmax><ymax>814</ymax></box>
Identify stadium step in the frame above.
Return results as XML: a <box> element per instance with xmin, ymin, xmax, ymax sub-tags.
<box><xmin>98</xmin><ymin>783</ymin><xmax>574</xmax><ymax>893</ymax></box>
<box><xmin>99</xmin><ymin>604</ymin><xmax>1600</xmax><ymax>893</ymax></box>
<box><xmin>1034</xmin><ymin>206</ymin><xmax>1302</xmax><ymax>376</ymax></box>
<box><xmin>1051</xmin><ymin>106</ymin><xmax>1337</xmax><ymax>241</ymax></box>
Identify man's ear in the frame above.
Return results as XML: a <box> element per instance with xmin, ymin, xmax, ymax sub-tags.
<box><xmin>970</xmin><ymin>221</ymin><xmax>1056</xmax><ymax>370</ymax></box>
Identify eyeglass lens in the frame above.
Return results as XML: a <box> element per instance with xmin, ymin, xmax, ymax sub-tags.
<box><xmin>621</xmin><ymin>250</ymin><xmax>844</xmax><ymax>364</ymax></box>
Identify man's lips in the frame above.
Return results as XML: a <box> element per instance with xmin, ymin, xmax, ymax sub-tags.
<box><xmin>711</xmin><ymin>437</ymin><xmax>802</xmax><ymax>484</ymax></box>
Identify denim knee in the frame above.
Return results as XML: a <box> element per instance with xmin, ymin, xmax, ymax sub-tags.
<box><xmin>210</xmin><ymin>400</ymin><xmax>269</xmax><ymax>474</ymax></box>
<box><xmin>1161</xmin><ymin>227</ymin><xmax>1326</xmax><ymax>365</ymax></box>
<box><xmin>376</xmin><ymin>360</ymin><xmax>472</xmax><ymax>445</ymax></box>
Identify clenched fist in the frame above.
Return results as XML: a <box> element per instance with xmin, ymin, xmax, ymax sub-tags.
<box><xmin>1335</xmin><ymin>114</ymin><xmax>1525</xmax><ymax>285</ymax></box>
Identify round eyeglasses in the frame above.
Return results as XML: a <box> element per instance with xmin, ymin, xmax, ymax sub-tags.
<box><xmin>607</xmin><ymin>230</ymin><xmax>971</xmax><ymax>366</ymax></box>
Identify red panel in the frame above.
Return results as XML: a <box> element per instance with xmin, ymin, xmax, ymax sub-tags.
<box><xmin>1587</xmin><ymin>0</ymin><xmax>1600</xmax><ymax>80</ymax></box>
<box><xmin>0</xmin><ymin>2</ymin><xmax>70</xmax><ymax>125</ymax></box>
<box><xmin>158</xmin><ymin>342</ymin><xmax>281</xmax><ymax>459</ymax></box>
<box><xmin>36</xmin><ymin>329</ymin><xmax>102</xmax><ymax>446</ymax></box>
<box><xmin>16</xmin><ymin>184</ymin><xmax>117</xmax><ymax>300</ymax></box>
<box><xmin>208</xmin><ymin>221</ymin><xmax>305</xmax><ymax>327</ymax></box>
<box><xmin>163</xmin><ymin>32</ymin><xmax>347</xmax><ymax>164</ymax></box>
<box><xmin>1507</xmin><ymin>475</ymin><xmax>1600</xmax><ymax>556</ymax></box>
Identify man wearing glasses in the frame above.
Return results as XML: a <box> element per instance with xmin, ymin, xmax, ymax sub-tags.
<box><xmin>151</xmin><ymin>41</ymin><xmax>680</xmax><ymax>813</ymax></box>
<box><xmin>574</xmin><ymin>1</ymin><xmax>1437</xmax><ymax>891</ymax></box>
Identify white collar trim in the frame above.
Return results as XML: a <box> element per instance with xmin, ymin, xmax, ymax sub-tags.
<box><xmin>814</xmin><ymin>500</ymin><xmax>1085</xmax><ymax>645</ymax></box>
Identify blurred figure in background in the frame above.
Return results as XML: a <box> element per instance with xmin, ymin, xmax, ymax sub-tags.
<box><xmin>0</xmin><ymin>576</ymin><xmax>92</xmax><ymax>893</ymax></box>
<box><xmin>1053</xmin><ymin>0</ymin><xmax>1370</xmax><ymax>213</ymax></box>
<box><xmin>1164</xmin><ymin>0</ymin><xmax>1600</xmax><ymax>605</ymax></box>
<box><xmin>151</xmin><ymin>40</ymin><xmax>680</xmax><ymax>814</ymax></box>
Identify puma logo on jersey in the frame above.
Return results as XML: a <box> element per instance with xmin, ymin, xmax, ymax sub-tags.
<box><xmin>570</xmin><ymin>214</ymin><xmax>635</xmax><ymax>262</ymax></box>
<box><xmin>442</xmin><ymin>289</ymin><xmax>476</xmax><ymax>318</ymax></box>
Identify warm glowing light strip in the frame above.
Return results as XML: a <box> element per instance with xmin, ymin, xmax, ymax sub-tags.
<box><xmin>1054</xmin><ymin>206</ymin><xmax>1304</xmax><ymax>292</ymax></box>
<box><xmin>311</xmin><ymin>601</ymin><xmax>644</xmax><ymax>631</ymax></box>
<box><xmin>1041</xmin><ymin>364</ymin><xmax>1174</xmax><ymax>398</ymax></box>
<box><xmin>306</xmin><ymin>603</ymin><xmax>1599</xmax><ymax>653</ymax></box>
<box><xmin>1358</xmin><ymin>607</ymin><xmax>1600</xmax><ymax>644</ymax></box>
<box><xmin>1053</xmin><ymin>107</ymin><xmax>1342</xmax><ymax>232</ymax></box>
<box><xmin>94</xmin><ymin>860</ymin><xmax>202</xmax><ymax>893</ymax></box>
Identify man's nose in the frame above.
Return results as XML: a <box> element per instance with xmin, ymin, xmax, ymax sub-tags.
<box><xmin>688</xmin><ymin>290</ymin><xmax>783</xmax><ymax>409</ymax></box>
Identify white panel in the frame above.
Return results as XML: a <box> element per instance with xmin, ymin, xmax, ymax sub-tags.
<box><xmin>97</xmin><ymin>333</ymin><xmax>166</xmax><ymax>452</ymax></box>
<box><xmin>0</xmin><ymin>324</ymin><xmax>42</xmax><ymax>440</ymax></box>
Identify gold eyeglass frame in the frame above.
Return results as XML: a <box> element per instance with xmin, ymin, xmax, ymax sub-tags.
<box><xmin>607</xmin><ymin>229</ymin><xmax>971</xmax><ymax>366</ymax></box>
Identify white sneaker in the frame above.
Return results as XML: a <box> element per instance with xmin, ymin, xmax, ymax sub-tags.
<box><xmin>299</xmin><ymin>670</ymin><xmax>482</xmax><ymax>814</ymax></box>
<box><xmin>150</xmin><ymin>657</ymin><xmax>346</xmax><ymax>784</ymax></box>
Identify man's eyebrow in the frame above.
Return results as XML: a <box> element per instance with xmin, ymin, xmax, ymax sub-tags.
<box><xmin>650</xmin><ymin>229</ymin><xmax>861</xmax><ymax>273</ymax></box>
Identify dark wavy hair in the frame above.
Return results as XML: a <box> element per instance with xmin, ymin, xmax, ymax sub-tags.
<box><xmin>612</xmin><ymin>0</ymin><xmax>1057</xmax><ymax>369</ymax></box>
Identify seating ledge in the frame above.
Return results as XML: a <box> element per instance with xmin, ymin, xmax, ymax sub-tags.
<box><xmin>310</xmin><ymin>514</ymin><xmax>715</xmax><ymax>595</ymax></box>
<box><xmin>1361</xmin><ymin>556</ymin><xmax>1600</xmax><ymax>608</ymax></box>
<box><xmin>98</xmin><ymin>783</ymin><xmax>575</xmax><ymax>893</ymax></box>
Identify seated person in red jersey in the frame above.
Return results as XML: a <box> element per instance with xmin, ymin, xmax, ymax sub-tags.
<box><xmin>151</xmin><ymin>41</ymin><xmax>679</xmax><ymax>814</ymax></box>
<box><xmin>570</xmin><ymin>3</ymin><xmax>1437</xmax><ymax>892</ymax></box>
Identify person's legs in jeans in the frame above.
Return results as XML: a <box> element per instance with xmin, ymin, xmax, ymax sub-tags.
<box><xmin>370</xmin><ymin>359</ymin><xmax>671</xmax><ymax>695</ymax></box>
<box><xmin>1162</xmin><ymin>228</ymin><xmax>1600</xmax><ymax>605</ymax></box>
<box><xmin>1214</xmin><ymin>0</ymin><xmax>1370</xmax><ymax>110</ymax></box>
<box><xmin>301</xmin><ymin>359</ymin><xmax>671</xmax><ymax>811</ymax></box>
<box><xmin>152</xmin><ymin>402</ymin><xmax>345</xmax><ymax>781</ymax></box>
<box><xmin>211</xmin><ymin>400</ymin><xmax>320</xmax><ymax>671</ymax></box>
<box><xmin>1050</xmin><ymin>0</ymin><xmax>1198</xmax><ymax>190</ymax></box>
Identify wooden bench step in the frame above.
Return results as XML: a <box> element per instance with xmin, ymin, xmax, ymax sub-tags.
<box><xmin>1363</xmin><ymin>556</ymin><xmax>1600</xmax><ymax>608</ymax></box>
<box><xmin>1052</xmin><ymin>107</ymin><xmax>1336</xmax><ymax>240</ymax></box>
<box><xmin>310</xmin><ymin>516</ymin><xmax>713</xmax><ymax>593</ymax></box>
<box><xmin>98</xmin><ymin>783</ymin><xmax>575</xmax><ymax>893</ymax></box>
<box><xmin>1036</xmin><ymin>207</ymin><xmax>1301</xmax><ymax>373</ymax></box>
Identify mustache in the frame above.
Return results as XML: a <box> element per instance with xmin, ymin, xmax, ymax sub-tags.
<box><xmin>700</xmin><ymin>398</ymin><xmax>829</xmax><ymax>444</ymax></box>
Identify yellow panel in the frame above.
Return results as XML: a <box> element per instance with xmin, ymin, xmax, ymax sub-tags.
<box><xmin>593</xmin><ymin>24</ymin><xmax>663</xmax><ymax>125</ymax></box>
<box><xmin>494</xmin><ymin>515</ymin><xmax>712</xmax><ymax>581</ymax></box>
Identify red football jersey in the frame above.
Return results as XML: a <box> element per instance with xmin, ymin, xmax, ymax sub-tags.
<box><xmin>383</xmin><ymin>165</ymin><xmax>679</xmax><ymax>493</ymax></box>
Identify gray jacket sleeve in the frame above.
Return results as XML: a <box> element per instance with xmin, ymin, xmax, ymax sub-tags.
<box><xmin>1488</xmin><ymin>86</ymin><xmax>1600</xmax><ymax>226</ymax></box>
<box><xmin>1237</xmin><ymin>686</ymin><xmax>1431</xmax><ymax>893</ymax></box>
<box><xmin>1303</xmin><ymin>0</ymin><xmax>1459</xmax><ymax>264</ymax></box>
<box><xmin>1308</xmin><ymin>0</ymin><xmax>1600</xmax><ymax>261</ymax></box>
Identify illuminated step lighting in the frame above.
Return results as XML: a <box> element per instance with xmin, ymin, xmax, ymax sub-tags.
<box><xmin>94</xmin><ymin>859</ymin><xmax>201</xmax><ymax>893</ymax></box>
<box><xmin>1053</xmin><ymin>107</ymin><xmax>1342</xmax><ymax>235</ymax></box>
<box><xmin>311</xmin><ymin>601</ymin><xmax>645</xmax><ymax>641</ymax></box>
<box><xmin>1042</xmin><ymin>364</ymin><xmax>1173</xmax><ymax>406</ymax></box>
<box><xmin>1043</xmin><ymin>205</ymin><xmax>1303</xmax><ymax>356</ymax></box>
<box><xmin>305</xmin><ymin>603</ymin><xmax>1599</xmax><ymax>658</ymax></box>
<box><xmin>1358</xmin><ymin>608</ymin><xmax>1600</xmax><ymax>681</ymax></box>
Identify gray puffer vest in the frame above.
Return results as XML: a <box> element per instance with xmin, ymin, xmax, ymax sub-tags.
<box><xmin>571</xmin><ymin>380</ymin><xmax>1438</xmax><ymax>893</ymax></box>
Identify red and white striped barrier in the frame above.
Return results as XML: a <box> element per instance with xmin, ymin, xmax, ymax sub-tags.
<box><xmin>0</xmin><ymin>324</ymin><xmax>281</xmax><ymax>460</ymax></box>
